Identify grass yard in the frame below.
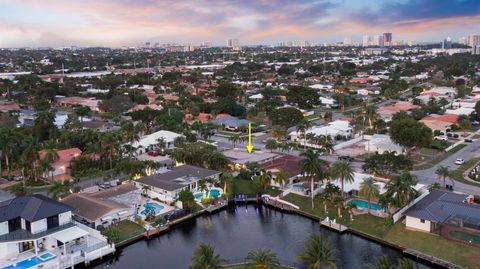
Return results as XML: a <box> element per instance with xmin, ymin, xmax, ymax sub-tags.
<box><xmin>449</xmin><ymin>157</ymin><xmax>480</xmax><ymax>187</ymax></box>
<box><xmin>109</xmin><ymin>220</ymin><xmax>145</xmax><ymax>243</ymax></box>
<box><xmin>413</xmin><ymin>144</ymin><xmax>466</xmax><ymax>170</ymax></box>
<box><xmin>282</xmin><ymin>193</ymin><xmax>387</xmax><ymax>237</ymax></box>
<box><xmin>385</xmin><ymin>222</ymin><xmax>480</xmax><ymax>269</ymax></box>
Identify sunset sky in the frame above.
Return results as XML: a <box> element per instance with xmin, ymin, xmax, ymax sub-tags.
<box><xmin>1</xmin><ymin>0</ymin><xmax>479</xmax><ymax>47</ymax></box>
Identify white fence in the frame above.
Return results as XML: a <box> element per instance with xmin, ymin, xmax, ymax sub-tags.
<box><xmin>392</xmin><ymin>190</ymin><xmax>430</xmax><ymax>223</ymax></box>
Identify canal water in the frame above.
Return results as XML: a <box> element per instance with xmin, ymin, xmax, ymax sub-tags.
<box><xmin>91</xmin><ymin>204</ymin><xmax>430</xmax><ymax>269</ymax></box>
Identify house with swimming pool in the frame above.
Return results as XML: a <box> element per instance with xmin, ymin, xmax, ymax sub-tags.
<box><xmin>135</xmin><ymin>164</ymin><xmax>221</xmax><ymax>206</ymax></box>
<box><xmin>404</xmin><ymin>190</ymin><xmax>480</xmax><ymax>243</ymax></box>
<box><xmin>0</xmin><ymin>194</ymin><xmax>115</xmax><ymax>269</ymax></box>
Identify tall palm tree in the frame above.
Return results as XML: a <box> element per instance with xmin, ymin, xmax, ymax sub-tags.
<box><xmin>189</xmin><ymin>243</ymin><xmax>225</xmax><ymax>269</ymax></box>
<box><xmin>364</xmin><ymin>104</ymin><xmax>378</xmax><ymax>130</ymax></box>
<box><xmin>274</xmin><ymin>169</ymin><xmax>289</xmax><ymax>189</ymax></box>
<box><xmin>228</xmin><ymin>133</ymin><xmax>242</xmax><ymax>149</ymax></box>
<box><xmin>330</xmin><ymin>160</ymin><xmax>355</xmax><ymax>197</ymax></box>
<box><xmin>435</xmin><ymin>166</ymin><xmax>450</xmax><ymax>187</ymax></box>
<box><xmin>265</xmin><ymin>139</ymin><xmax>278</xmax><ymax>153</ymax></box>
<box><xmin>365</xmin><ymin>255</ymin><xmax>394</xmax><ymax>269</ymax></box>
<box><xmin>0</xmin><ymin>128</ymin><xmax>20</xmax><ymax>177</ymax></box>
<box><xmin>385</xmin><ymin>172</ymin><xmax>419</xmax><ymax>208</ymax></box>
<box><xmin>359</xmin><ymin>177</ymin><xmax>380</xmax><ymax>214</ymax></box>
<box><xmin>257</xmin><ymin>169</ymin><xmax>273</xmax><ymax>192</ymax></box>
<box><xmin>245</xmin><ymin>249</ymin><xmax>280</xmax><ymax>269</ymax></box>
<box><xmin>300</xmin><ymin>149</ymin><xmax>322</xmax><ymax>208</ymax></box>
<box><xmin>396</xmin><ymin>258</ymin><xmax>418</xmax><ymax>269</ymax></box>
<box><xmin>296</xmin><ymin>119</ymin><xmax>313</xmax><ymax>150</ymax></box>
<box><xmin>297</xmin><ymin>233</ymin><xmax>337</xmax><ymax>269</ymax></box>
<box><xmin>99</xmin><ymin>132</ymin><xmax>121</xmax><ymax>178</ymax></box>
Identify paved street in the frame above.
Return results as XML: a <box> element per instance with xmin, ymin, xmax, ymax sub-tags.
<box><xmin>412</xmin><ymin>140</ymin><xmax>480</xmax><ymax>195</ymax></box>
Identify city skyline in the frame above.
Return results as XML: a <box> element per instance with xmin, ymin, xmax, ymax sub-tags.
<box><xmin>1</xmin><ymin>0</ymin><xmax>480</xmax><ymax>47</ymax></box>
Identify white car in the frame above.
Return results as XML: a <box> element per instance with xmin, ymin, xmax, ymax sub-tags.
<box><xmin>455</xmin><ymin>158</ymin><xmax>465</xmax><ymax>165</ymax></box>
<box><xmin>434</xmin><ymin>135</ymin><xmax>448</xmax><ymax>141</ymax></box>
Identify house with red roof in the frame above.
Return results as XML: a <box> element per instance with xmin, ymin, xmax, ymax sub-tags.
<box><xmin>377</xmin><ymin>102</ymin><xmax>420</xmax><ymax>122</ymax></box>
<box><xmin>420</xmin><ymin>114</ymin><xmax>459</xmax><ymax>132</ymax></box>
<box><xmin>39</xmin><ymin>148</ymin><xmax>81</xmax><ymax>181</ymax></box>
<box><xmin>0</xmin><ymin>103</ymin><xmax>20</xmax><ymax>112</ymax></box>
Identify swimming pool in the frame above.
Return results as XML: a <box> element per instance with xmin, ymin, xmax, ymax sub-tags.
<box><xmin>194</xmin><ymin>189</ymin><xmax>222</xmax><ymax>200</ymax></box>
<box><xmin>2</xmin><ymin>257</ymin><xmax>41</xmax><ymax>269</ymax></box>
<box><xmin>348</xmin><ymin>198</ymin><xmax>382</xmax><ymax>211</ymax></box>
<box><xmin>450</xmin><ymin>231</ymin><xmax>480</xmax><ymax>245</ymax></box>
<box><xmin>38</xmin><ymin>251</ymin><xmax>56</xmax><ymax>261</ymax></box>
<box><xmin>291</xmin><ymin>183</ymin><xmax>305</xmax><ymax>191</ymax></box>
<box><xmin>140</xmin><ymin>202</ymin><xmax>164</xmax><ymax>216</ymax></box>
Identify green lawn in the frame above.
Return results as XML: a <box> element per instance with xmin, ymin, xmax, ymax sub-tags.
<box><xmin>282</xmin><ymin>193</ymin><xmax>387</xmax><ymax>237</ymax></box>
<box><xmin>231</xmin><ymin>179</ymin><xmax>282</xmax><ymax>197</ymax></box>
<box><xmin>450</xmin><ymin>157</ymin><xmax>480</xmax><ymax>186</ymax></box>
<box><xmin>413</xmin><ymin>144</ymin><xmax>466</xmax><ymax>170</ymax></box>
<box><xmin>385</xmin><ymin>222</ymin><xmax>480</xmax><ymax>269</ymax></box>
<box><xmin>108</xmin><ymin>220</ymin><xmax>145</xmax><ymax>243</ymax></box>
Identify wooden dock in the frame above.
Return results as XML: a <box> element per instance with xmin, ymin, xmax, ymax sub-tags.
<box><xmin>404</xmin><ymin>249</ymin><xmax>465</xmax><ymax>269</ymax></box>
<box><xmin>320</xmin><ymin>220</ymin><xmax>348</xmax><ymax>233</ymax></box>
<box><xmin>144</xmin><ymin>225</ymin><xmax>169</xmax><ymax>238</ymax></box>
<box><xmin>233</xmin><ymin>195</ymin><xmax>259</xmax><ymax>203</ymax></box>
<box><xmin>206</xmin><ymin>202</ymin><xmax>228</xmax><ymax>213</ymax></box>
<box><xmin>263</xmin><ymin>198</ymin><xmax>298</xmax><ymax>212</ymax></box>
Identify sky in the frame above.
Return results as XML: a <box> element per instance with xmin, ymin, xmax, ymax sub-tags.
<box><xmin>0</xmin><ymin>0</ymin><xmax>479</xmax><ymax>47</ymax></box>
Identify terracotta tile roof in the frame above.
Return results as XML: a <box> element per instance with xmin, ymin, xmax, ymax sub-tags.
<box><xmin>421</xmin><ymin>114</ymin><xmax>459</xmax><ymax>124</ymax></box>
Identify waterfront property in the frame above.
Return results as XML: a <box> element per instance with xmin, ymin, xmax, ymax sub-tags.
<box><xmin>223</xmin><ymin>148</ymin><xmax>277</xmax><ymax>170</ymax></box>
<box><xmin>131</xmin><ymin>130</ymin><xmax>184</xmax><ymax>155</ymax></box>
<box><xmin>404</xmin><ymin>190</ymin><xmax>480</xmax><ymax>235</ymax></box>
<box><xmin>348</xmin><ymin>198</ymin><xmax>382</xmax><ymax>211</ymax></box>
<box><xmin>0</xmin><ymin>195</ymin><xmax>114</xmax><ymax>269</ymax></box>
<box><xmin>61</xmin><ymin>183</ymin><xmax>141</xmax><ymax>228</ymax></box>
<box><xmin>260</xmin><ymin>155</ymin><xmax>304</xmax><ymax>187</ymax></box>
<box><xmin>135</xmin><ymin>164</ymin><xmax>221</xmax><ymax>205</ymax></box>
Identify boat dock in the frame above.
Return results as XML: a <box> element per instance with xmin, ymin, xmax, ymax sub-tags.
<box><xmin>320</xmin><ymin>219</ymin><xmax>348</xmax><ymax>233</ymax></box>
<box><xmin>143</xmin><ymin>225</ymin><xmax>169</xmax><ymax>238</ymax></box>
<box><xmin>233</xmin><ymin>195</ymin><xmax>259</xmax><ymax>203</ymax></box>
<box><xmin>206</xmin><ymin>202</ymin><xmax>228</xmax><ymax>213</ymax></box>
<box><xmin>404</xmin><ymin>249</ymin><xmax>465</xmax><ymax>269</ymax></box>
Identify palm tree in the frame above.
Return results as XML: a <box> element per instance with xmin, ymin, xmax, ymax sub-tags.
<box><xmin>296</xmin><ymin>119</ymin><xmax>313</xmax><ymax>150</ymax></box>
<box><xmin>435</xmin><ymin>166</ymin><xmax>450</xmax><ymax>187</ymax></box>
<box><xmin>274</xmin><ymin>169</ymin><xmax>289</xmax><ymax>188</ymax></box>
<box><xmin>300</xmin><ymin>149</ymin><xmax>322</xmax><ymax>209</ymax></box>
<box><xmin>330</xmin><ymin>160</ymin><xmax>355</xmax><ymax>197</ymax></box>
<box><xmin>198</xmin><ymin>178</ymin><xmax>209</xmax><ymax>198</ymax></box>
<box><xmin>0</xmin><ymin>128</ymin><xmax>20</xmax><ymax>177</ymax></box>
<box><xmin>9</xmin><ymin>183</ymin><xmax>27</xmax><ymax>196</ymax></box>
<box><xmin>396</xmin><ymin>258</ymin><xmax>418</xmax><ymax>269</ymax></box>
<box><xmin>297</xmin><ymin>233</ymin><xmax>337</xmax><ymax>269</ymax></box>
<box><xmin>265</xmin><ymin>139</ymin><xmax>278</xmax><ymax>153</ymax></box>
<box><xmin>245</xmin><ymin>249</ymin><xmax>280</xmax><ymax>269</ymax></box>
<box><xmin>384</xmin><ymin>172</ymin><xmax>419</xmax><ymax>208</ymax></box>
<box><xmin>141</xmin><ymin>185</ymin><xmax>151</xmax><ymax>195</ymax></box>
<box><xmin>47</xmin><ymin>181</ymin><xmax>72</xmax><ymax>200</ymax></box>
<box><xmin>228</xmin><ymin>133</ymin><xmax>242</xmax><ymax>149</ymax></box>
<box><xmin>257</xmin><ymin>169</ymin><xmax>273</xmax><ymax>192</ymax></box>
<box><xmin>365</xmin><ymin>255</ymin><xmax>394</xmax><ymax>269</ymax></box>
<box><xmin>364</xmin><ymin>104</ymin><xmax>378</xmax><ymax>130</ymax></box>
<box><xmin>359</xmin><ymin>177</ymin><xmax>380</xmax><ymax>214</ymax></box>
<box><xmin>99</xmin><ymin>132</ymin><xmax>121</xmax><ymax>178</ymax></box>
<box><xmin>156</xmin><ymin>137</ymin><xmax>167</xmax><ymax>153</ymax></box>
<box><xmin>189</xmin><ymin>243</ymin><xmax>225</xmax><ymax>269</ymax></box>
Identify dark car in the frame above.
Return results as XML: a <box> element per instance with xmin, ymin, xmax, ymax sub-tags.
<box><xmin>465</xmin><ymin>139</ymin><xmax>474</xmax><ymax>143</ymax></box>
<box><xmin>338</xmin><ymin>155</ymin><xmax>354</xmax><ymax>162</ymax></box>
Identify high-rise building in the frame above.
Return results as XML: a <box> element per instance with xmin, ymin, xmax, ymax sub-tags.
<box><xmin>362</xmin><ymin>35</ymin><xmax>372</xmax><ymax>47</ymax></box>
<box><xmin>373</xmin><ymin>35</ymin><xmax>385</xmax><ymax>47</ymax></box>
<box><xmin>473</xmin><ymin>45</ymin><xmax>480</xmax><ymax>55</ymax></box>
<box><xmin>442</xmin><ymin>37</ymin><xmax>452</xmax><ymax>50</ymax></box>
<box><xmin>459</xmin><ymin>37</ymin><xmax>468</xmax><ymax>46</ymax></box>
<box><xmin>468</xmin><ymin>34</ymin><xmax>480</xmax><ymax>47</ymax></box>
<box><xmin>382</xmin><ymin>33</ymin><xmax>392</xmax><ymax>46</ymax></box>
<box><xmin>227</xmin><ymin>39</ymin><xmax>241</xmax><ymax>51</ymax></box>
<box><xmin>343</xmin><ymin>37</ymin><xmax>352</xmax><ymax>46</ymax></box>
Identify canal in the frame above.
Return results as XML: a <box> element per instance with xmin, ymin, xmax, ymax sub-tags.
<box><xmin>91</xmin><ymin>204</ymin><xmax>430</xmax><ymax>269</ymax></box>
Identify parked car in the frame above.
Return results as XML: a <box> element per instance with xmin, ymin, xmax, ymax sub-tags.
<box><xmin>455</xmin><ymin>158</ymin><xmax>465</xmax><ymax>165</ymax></box>
<box><xmin>147</xmin><ymin>150</ymin><xmax>159</xmax><ymax>156</ymax></box>
<box><xmin>472</xmin><ymin>120</ymin><xmax>479</xmax><ymax>125</ymax></box>
<box><xmin>465</xmin><ymin>139</ymin><xmax>474</xmax><ymax>143</ymax></box>
<box><xmin>434</xmin><ymin>135</ymin><xmax>448</xmax><ymax>141</ymax></box>
<box><xmin>338</xmin><ymin>155</ymin><xmax>354</xmax><ymax>162</ymax></box>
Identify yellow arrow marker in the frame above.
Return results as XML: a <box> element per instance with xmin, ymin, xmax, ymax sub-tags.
<box><xmin>246</xmin><ymin>123</ymin><xmax>254</xmax><ymax>153</ymax></box>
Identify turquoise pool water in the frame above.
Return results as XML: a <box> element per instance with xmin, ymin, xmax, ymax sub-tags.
<box><xmin>140</xmin><ymin>202</ymin><xmax>164</xmax><ymax>216</ymax></box>
<box><xmin>194</xmin><ymin>189</ymin><xmax>221</xmax><ymax>200</ymax></box>
<box><xmin>292</xmin><ymin>184</ymin><xmax>305</xmax><ymax>191</ymax></box>
<box><xmin>2</xmin><ymin>257</ymin><xmax>41</xmax><ymax>269</ymax></box>
<box><xmin>38</xmin><ymin>252</ymin><xmax>56</xmax><ymax>261</ymax></box>
<box><xmin>450</xmin><ymin>231</ymin><xmax>480</xmax><ymax>245</ymax></box>
<box><xmin>348</xmin><ymin>199</ymin><xmax>382</xmax><ymax>211</ymax></box>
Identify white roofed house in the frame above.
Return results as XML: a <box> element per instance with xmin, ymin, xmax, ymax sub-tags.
<box><xmin>365</xmin><ymin>134</ymin><xmax>405</xmax><ymax>155</ymax></box>
<box><xmin>289</xmin><ymin>120</ymin><xmax>353</xmax><ymax>148</ymax></box>
<box><xmin>0</xmin><ymin>195</ymin><xmax>114</xmax><ymax>269</ymax></box>
<box><xmin>131</xmin><ymin>130</ymin><xmax>184</xmax><ymax>155</ymax></box>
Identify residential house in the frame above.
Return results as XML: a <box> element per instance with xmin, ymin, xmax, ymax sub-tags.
<box><xmin>260</xmin><ymin>155</ymin><xmax>304</xmax><ymax>186</ymax></box>
<box><xmin>365</xmin><ymin>134</ymin><xmax>404</xmax><ymax>155</ymax></box>
<box><xmin>404</xmin><ymin>190</ymin><xmax>479</xmax><ymax>234</ymax></box>
<box><xmin>0</xmin><ymin>195</ymin><xmax>114</xmax><ymax>268</ymax></box>
<box><xmin>57</xmin><ymin>97</ymin><xmax>100</xmax><ymax>112</ymax></box>
<box><xmin>61</xmin><ymin>183</ymin><xmax>140</xmax><ymax>228</ymax></box>
<box><xmin>223</xmin><ymin>149</ymin><xmax>277</xmax><ymax>170</ymax></box>
<box><xmin>211</xmin><ymin>116</ymin><xmax>250</xmax><ymax>131</ymax></box>
<box><xmin>39</xmin><ymin>148</ymin><xmax>82</xmax><ymax>181</ymax></box>
<box><xmin>135</xmin><ymin>165</ymin><xmax>221</xmax><ymax>204</ymax></box>
<box><xmin>289</xmin><ymin>120</ymin><xmax>353</xmax><ymax>143</ymax></box>
<box><xmin>420</xmin><ymin>114</ymin><xmax>458</xmax><ymax>133</ymax></box>
<box><xmin>377</xmin><ymin>102</ymin><xmax>420</xmax><ymax>122</ymax></box>
<box><xmin>131</xmin><ymin>130</ymin><xmax>184</xmax><ymax>155</ymax></box>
